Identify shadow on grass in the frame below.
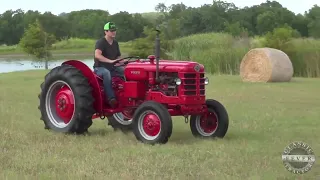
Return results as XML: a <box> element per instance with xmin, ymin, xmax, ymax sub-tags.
<box><xmin>170</xmin><ymin>128</ymin><xmax>267</xmax><ymax>145</ymax></box>
<box><xmin>168</xmin><ymin>129</ymin><xmax>234</xmax><ymax>145</ymax></box>
<box><xmin>79</xmin><ymin>123</ymin><xmax>264</xmax><ymax>146</ymax></box>
<box><xmin>86</xmin><ymin>128</ymin><xmax>121</xmax><ymax>136</ymax></box>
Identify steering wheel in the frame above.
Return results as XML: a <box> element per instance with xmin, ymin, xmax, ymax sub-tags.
<box><xmin>113</xmin><ymin>56</ymin><xmax>140</xmax><ymax>66</ymax></box>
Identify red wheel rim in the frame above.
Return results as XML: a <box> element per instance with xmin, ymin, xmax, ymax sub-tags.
<box><xmin>196</xmin><ymin>111</ymin><xmax>218</xmax><ymax>136</ymax></box>
<box><xmin>55</xmin><ymin>85</ymin><xmax>75</xmax><ymax>124</ymax></box>
<box><xmin>138</xmin><ymin>110</ymin><xmax>161</xmax><ymax>140</ymax></box>
<box><xmin>45</xmin><ymin>80</ymin><xmax>75</xmax><ymax>128</ymax></box>
<box><xmin>122</xmin><ymin>109</ymin><xmax>133</xmax><ymax>119</ymax></box>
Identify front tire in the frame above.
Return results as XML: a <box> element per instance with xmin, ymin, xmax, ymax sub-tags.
<box><xmin>190</xmin><ymin>99</ymin><xmax>229</xmax><ymax>138</ymax></box>
<box><xmin>38</xmin><ymin>65</ymin><xmax>95</xmax><ymax>134</ymax></box>
<box><xmin>132</xmin><ymin>101</ymin><xmax>172</xmax><ymax>145</ymax></box>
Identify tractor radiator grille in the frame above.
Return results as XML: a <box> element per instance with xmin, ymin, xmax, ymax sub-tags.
<box><xmin>181</xmin><ymin>73</ymin><xmax>205</xmax><ymax>96</ymax></box>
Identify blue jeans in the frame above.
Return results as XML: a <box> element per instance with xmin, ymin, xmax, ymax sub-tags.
<box><xmin>94</xmin><ymin>66</ymin><xmax>125</xmax><ymax>101</ymax></box>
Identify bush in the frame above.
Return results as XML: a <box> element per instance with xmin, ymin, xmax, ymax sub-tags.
<box><xmin>285</xmin><ymin>38</ymin><xmax>320</xmax><ymax>77</ymax></box>
<box><xmin>52</xmin><ymin>38</ymin><xmax>95</xmax><ymax>50</ymax></box>
<box><xmin>129</xmin><ymin>38</ymin><xmax>153</xmax><ymax>58</ymax></box>
<box><xmin>263</xmin><ymin>25</ymin><xmax>301</xmax><ymax>50</ymax></box>
<box><xmin>129</xmin><ymin>26</ymin><xmax>172</xmax><ymax>59</ymax></box>
<box><xmin>0</xmin><ymin>45</ymin><xmax>19</xmax><ymax>53</ymax></box>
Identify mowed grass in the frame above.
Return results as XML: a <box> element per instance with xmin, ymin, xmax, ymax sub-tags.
<box><xmin>0</xmin><ymin>70</ymin><xmax>320</xmax><ymax>179</ymax></box>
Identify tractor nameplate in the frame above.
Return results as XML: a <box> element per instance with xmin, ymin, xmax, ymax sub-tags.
<box><xmin>130</xmin><ymin>71</ymin><xmax>140</xmax><ymax>74</ymax></box>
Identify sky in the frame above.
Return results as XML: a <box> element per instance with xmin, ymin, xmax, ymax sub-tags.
<box><xmin>1</xmin><ymin>0</ymin><xmax>319</xmax><ymax>15</ymax></box>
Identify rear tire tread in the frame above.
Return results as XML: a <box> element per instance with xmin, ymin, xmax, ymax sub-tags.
<box><xmin>38</xmin><ymin>64</ymin><xmax>95</xmax><ymax>134</ymax></box>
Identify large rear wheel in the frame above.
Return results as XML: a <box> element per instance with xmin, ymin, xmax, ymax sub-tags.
<box><xmin>38</xmin><ymin>65</ymin><xmax>95</xmax><ymax>134</ymax></box>
<box><xmin>107</xmin><ymin>108</ymin><xmax>134</xmax><ymax>133</ymax></box>
<box><xmin>190</xmin><ymin>99</ymin><xmax>229</xmax><ymax>138</ymax></box>
<box><xmin>132</xmin><ymin>101</ymin><xmax>172</xmax><ymax>145</ymax></box>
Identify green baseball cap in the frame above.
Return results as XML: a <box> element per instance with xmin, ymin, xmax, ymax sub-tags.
<box><xmin>104</xmin><ymin>22</ymin><xmax>117</xmax><ymax>31</ymax></box>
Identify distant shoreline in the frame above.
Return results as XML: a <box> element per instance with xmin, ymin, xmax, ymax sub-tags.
<box><xmin>0</xmin><ymin>40</ymin><xmax>132</xmax><ymax>61</ymax></box>
<box><xmin>0</xmin><ymin>53</ymin><xmax>92</xmax><ymax>58</ymax></box>
<box><xmin>0</xmin><ymin>49</ymin><xmax>130</xmax><ymax>61</ymax></box>
<box><xmin>0</xmin><ymin>48</ymin><xmax>92</xmax><ymax>60</ymax></box>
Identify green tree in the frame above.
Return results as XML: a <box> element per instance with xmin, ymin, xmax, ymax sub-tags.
<box><xmin>224</xmin><ymin>21</ymin><xmax>248</xmax><ymax>37</ymax></box>
<box><xmin>19</xmin><ymin>19</ymin><xmax>56</xmax><ymax>69</ymax></box>
<box><xmin>256</xmin><ymin>11</ymin><xmax>279</xmax><ymax>34</ymax></box>
<box><xmin>130</xmin><ymin>26</ymin><xmax>171</xmax><ymax>59</ymax></box>
<box><xmin>263</xmin><ymin>25</ymin><xmax>300</xmax><ymax>50</ymax></box>
<box><xmin>109</xmin><ymin>11</ymin><xmax>150</xmax><ymax>42</ymax></box>
<box><xmin>155</xmin><ymin>3</ymin><xmax>168</xmax><ymax>13</ymax></box>
<box><xmin>1</xmin><ymin>0</ymin><xmax>320</xmax><ymax>46</ymax></box>
<box><xmin>306</xmin><ymin>5</ymin><xmax>320</xmax><ymax>38</ymax></box>
<box><xmin>65</xmin><ymin>9</ymin><xmax>110</xmax><ymax>39</ymax></box>
<box><xmin>0</xmin><ymin>9</ymin><xmax>25</xmax><ymax>45</ymax></box>
<box><xmin>292</xmin><ymin>14</ymin><xmax>310</xmax><ymax>37</ymax></box>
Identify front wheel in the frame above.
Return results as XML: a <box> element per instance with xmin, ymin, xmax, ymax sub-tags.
<box><xmin>132</xmin><ymin>101</ymin><xmax>172</xmax><ymax>145</ymax></box>
<box><xmin>190</xmin><ymin>99</ymin><xmax>229</xmax><ymax>138</ymax></box>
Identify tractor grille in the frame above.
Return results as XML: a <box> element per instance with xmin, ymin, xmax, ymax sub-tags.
<box><xmin>181</xmin><ymin>73</ymin><xmax>205</xmax><ymax>96</ymax></box>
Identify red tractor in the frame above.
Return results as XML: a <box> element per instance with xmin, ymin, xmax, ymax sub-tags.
<box><xmin>38</xmin><ymin>29</ymin><xmax>229</xmax><ymax>144</ymax></box>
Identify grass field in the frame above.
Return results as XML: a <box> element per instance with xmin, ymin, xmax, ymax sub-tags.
<box><xmin>0</xmin><ymin>70</ymin><xmax>319</xmax><ymax>179</ymax></box>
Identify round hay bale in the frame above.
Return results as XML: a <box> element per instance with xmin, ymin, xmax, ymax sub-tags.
<box><xmin>240</xmin><ymin>47</ymin><xmax>294</xmax><ymax>82</ymax></box>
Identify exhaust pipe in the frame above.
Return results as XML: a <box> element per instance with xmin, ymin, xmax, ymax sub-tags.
<box><xmin>155</xmin><ymin>28</ymin><xmax>160</xmax><ymax>83</ymax></box>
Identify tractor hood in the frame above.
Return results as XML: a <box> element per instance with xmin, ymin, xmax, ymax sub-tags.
<box><xmin>126</xmin><ymin>59</ymin><xmax>205</xmax><ymax>73</ymax></box>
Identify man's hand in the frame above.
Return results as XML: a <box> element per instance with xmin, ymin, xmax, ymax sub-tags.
<box><xmin>114</xmin><ymin>59</ymin><xmax>126</xmax><ymax>66</ymax></box>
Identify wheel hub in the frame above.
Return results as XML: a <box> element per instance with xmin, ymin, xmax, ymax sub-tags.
<box><xmin>200</xmin><ymin>112</ymin><xmax>218</xmax><ymax>133</ymax></box>
<box><xmin>55</xmin><ymin>86</ymin><xmax>75</xmax><ymax>124</ymax></box>
<box><xmin>142</xmin><ymin>114</ymin><xmax>161</xmax><ymax>136</ymax></box>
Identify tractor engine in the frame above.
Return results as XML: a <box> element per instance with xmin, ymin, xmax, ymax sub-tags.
<box><xmin>118</xmin><ymin>29</ymin><xmax>209</xmax><ymax>115</ymax></box>
<box><xmin>123</xmin><ymin>60</ymin><xmax>208</xmax><ymax>100</ymax></box>
<box><xmin>157</xmin><ymin>72</ymin><xmax>179</xmax><ymax>96</ymax></box>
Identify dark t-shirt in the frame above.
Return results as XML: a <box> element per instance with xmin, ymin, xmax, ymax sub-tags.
<box><xmin>93</xmin><ymin>37</ymin><xmax>121</xmax><ymax>70</ymax></box>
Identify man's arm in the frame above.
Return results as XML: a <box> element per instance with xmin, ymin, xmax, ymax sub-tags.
<box><xmin>94</xmin><ymin>40</ymin><xmax>115</xmax><ymax>63</ymax></box>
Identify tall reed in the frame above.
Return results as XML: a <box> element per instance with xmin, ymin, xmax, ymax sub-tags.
<box><xmin>171</xmin><ymin>32</ymin><xmax>320</xmax><ymax>77</ymax></box>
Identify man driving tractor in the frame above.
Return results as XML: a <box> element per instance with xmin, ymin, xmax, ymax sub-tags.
<box><xmin>93</xmin><ymin>22</ymin><xmax>124</xmax><ymax>108</ymax></box>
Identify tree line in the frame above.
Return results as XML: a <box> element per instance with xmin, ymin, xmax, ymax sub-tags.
<box><xmin>0</xmin><ymin>0</ymin><xmax>319</xmax><ymax>46</ymax></box>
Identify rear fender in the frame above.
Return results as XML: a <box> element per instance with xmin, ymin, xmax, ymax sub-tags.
<box><xmin>62</xmin><ymin>60</ymin><xmax>103</xmax><ymax>113</ymax></box>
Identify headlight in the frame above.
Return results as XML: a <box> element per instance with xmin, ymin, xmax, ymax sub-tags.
<box><xmin>175</xmin><ymin>78</ymin><xmax>181</xmax><ymax>85</ymax></box>
<box><xmin>204</xmin><ymin>77</ymin><xmax>209</xmax><ymax>85</ymax></box>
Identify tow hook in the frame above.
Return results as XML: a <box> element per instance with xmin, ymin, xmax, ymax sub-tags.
<box><xmin>184</xmin><ymin>115</ymin><xmax>189</xmax><ymax>123</ymax></box>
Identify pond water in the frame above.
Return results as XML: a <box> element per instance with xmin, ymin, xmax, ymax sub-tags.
<box><xmin>0</xmin><ymin>59</ymin><xmax>94</xmax><ymax>73</ymax></box>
